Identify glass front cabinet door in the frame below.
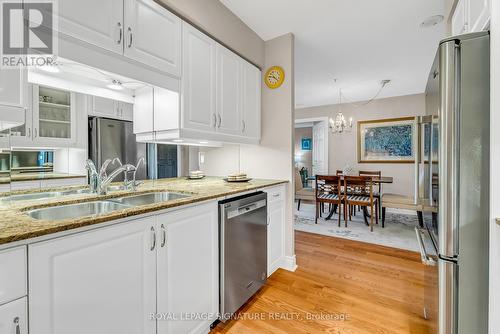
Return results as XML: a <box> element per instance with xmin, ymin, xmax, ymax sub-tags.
<box><xmin>33</xmin><ymin>85</ymin><xmax>76</xmax><ymax>146</ymax></box>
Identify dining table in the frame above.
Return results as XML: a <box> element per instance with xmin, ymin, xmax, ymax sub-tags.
<box><xmin>310</xmin><ymin>174</ymin><xmax>394</xmax><ymax>224</ymax></box>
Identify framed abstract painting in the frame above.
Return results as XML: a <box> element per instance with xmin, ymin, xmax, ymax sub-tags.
<box><xmin>357</xmin><ymin>117</ymin><xmax>416</xmax><ymax>163</ymax></box>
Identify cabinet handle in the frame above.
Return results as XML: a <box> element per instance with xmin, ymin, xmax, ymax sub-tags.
<box><xmin>217</xmin><ymin>114</ymin><xmax>221</xmax><ymax>128</ymax></box>
<box><xmin>150</xmin><ymin>226</ymin><xmax>156</xmax><ymax>251</ymax></box>
<box><xmin>127</xmin><ymin>27</ymin><xmax>133</xmax><ymax>48</ymax></box>
<box><xmin>267</xmin><ymin>217</ymin><xmax>270</xmax><ymax>226</ymax></box>
<box><xmin>273</xmin><ymin>193</ymin><xmax>280</xmax><ymax>198</ymax></box>
<box><xmin>117</xmin><ymin>22</ymin><xmax>123</xmax><ymax>44</ymax></box>
<box><xmin>242</xmin><ymin>120</ymin><xmax>246</xmax><ymax>133</ymax></box>
<box><xmin>212</xmin><ymin>113</ymin><xmax>217</xmax><ymax>128</ymax></box>
<box><xmin>13</xmin><ymin>316</ymin><xmax>20</xmax><ymax>334</ymax></box>
<box><xmin>160</xmin><ymin>224</ymin><xmax>166</xmax><ymax>247</ymax></box>
<box><xmin>27</xmin><ymin>127</ymin><xmax>31</xmax><ymax>138</ymax></box>
<box><xmin>34</xmin><ymin>128</ymin><xmax>37</xmax><ymax>138</ymax></box>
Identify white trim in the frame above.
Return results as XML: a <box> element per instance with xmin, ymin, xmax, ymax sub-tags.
<box><xmin>295</xmin><ymin>116</ymin><xmax>329</xmax><ymax>124</ymax></box>
<box><xmin>280</xmin><ymin>255</ymin><xmax>298</xmax><ymax>272</ymax></box>
<box><xmin>295</xmin><ymin>116</ymin><xmax>329</xmax><ymax>176</ymax></box>
<box><xmin>386</xmin><ymin>208</ymin><xmax>418</xmax><ymax>216</ymax></box>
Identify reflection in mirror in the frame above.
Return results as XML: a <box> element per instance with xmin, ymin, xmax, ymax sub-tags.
<box><xmin>0</xmin><ymin>114</ymin><xmax>12</xmax><ymax>197</ymax></box>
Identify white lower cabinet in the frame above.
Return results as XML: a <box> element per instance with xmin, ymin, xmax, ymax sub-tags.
<box><xmin>0</xmin><ymin>297</ymin><xmax>28</xmax><ymax>334</ymax></box>
<box><xmin>28</xmin><ymin>202</ymin><xmax>219</xmax><ymax>334</ymax></box>
<box><xmin>265</xmin><ymin>186</ymin><xmax>286</xmax><ymax>276</ymax></box>
<box><xmin>157</xmin><ymin>202</ymin><xmax>219</xmax><ymax>334</ymax></box>
<box><xmin>29</xmin><ymin>217</ymin><xmax>157</xmax><ymax>334</ymax></box>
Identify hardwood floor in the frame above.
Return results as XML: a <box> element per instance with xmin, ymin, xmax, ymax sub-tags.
<box><xmin>211</xmin><ymin>231</ymin><xmax>436</xmax><ymax>334</ymax></box>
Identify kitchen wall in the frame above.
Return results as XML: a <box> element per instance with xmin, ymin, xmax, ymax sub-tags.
<box><xmin>200</xmin><ymin>33</ymin><xmax>296</xmax><ymax>269</ymax></box>
<box><xmin>490</xmin><ymin>1</ymin><xmax>499</xmax><ymax>332</ymax></box>
<box><xmin>157</xmin><ymin>0</ymin><xmax>265</xmax><ymax>67</ymax></box>
<box><xmin>294</xmin><ymin>127</ymin><xmax>312</xmax><ymax>173</ymax></box>
<box><xmin>295</xmin><ymin>93</ymin><xmax>426</xmax><ymax>197</ymax></box>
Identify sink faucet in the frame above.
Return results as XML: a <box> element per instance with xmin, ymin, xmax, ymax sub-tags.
<box><xmin>85</xmin><ymin>159</ymin><xmax>135</xmax><ymax>195</ymax></box>
<box><xmin>85</xmin><ymin>159</ymin><xmax>99</xmax><ymax>193</ymax></box>
<box><xmin>99</xmin><ymin>164</ymin><xmax>135</xmax><ymax>195</ymax></box>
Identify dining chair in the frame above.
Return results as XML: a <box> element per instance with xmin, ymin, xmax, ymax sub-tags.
<box><xmin>359</xmin><ymin>170</ymin><xmax>382</xmax><ymax>219</ymax></box>
<box><xmin>344</xmin><ymin>176</ymin><xmax>378</xmax><ymax>232</ymax></box>
<box><xmin>336</xmin><ymin>170</ymin><xmax>344</xmax><ymax>176</ymax></box>
<box><xmin>315</xmin><ymin>175</ymin><xmax>344</xmax><ymax>226</ymax></box>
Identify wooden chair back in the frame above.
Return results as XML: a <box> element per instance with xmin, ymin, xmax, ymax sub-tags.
<box><xmin>336</xmin><ymin>170</ymin><xmax>344</xmax><ymax>176</ymax></box>
<box><xmin>359</xmin><ymin>170</ymin><xmax>381</xmax><ymax>193</ymax></box>
<box><xmin>344</xmin><ymin>176</ymin><xmax>374</xmax><ymax>201</ymax></box>
<box><xmin>315</xmin><ymin>175</ymin><xmax>341</xmax><ymax>201</ymax></box>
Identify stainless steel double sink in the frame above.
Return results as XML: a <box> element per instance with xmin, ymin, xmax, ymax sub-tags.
<box><xmin>25</xmin><ymin>192</ymin><xmax>191</xmax><ymax>221</ymax></box>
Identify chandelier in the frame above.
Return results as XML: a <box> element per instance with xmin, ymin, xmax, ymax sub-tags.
<box><xmin>329</xmin><ymin>89</ymin><xmax>353</xmax><ymax>134</ymax></box>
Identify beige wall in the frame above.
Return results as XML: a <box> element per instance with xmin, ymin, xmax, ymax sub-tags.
<box><xmin>200</xmin><ymin>33</ymin><xmax>296</xmax><ymax>266</ymax></box>
<box><xmin>295</xmin><ymin>93</ymin><xmax>425</xmax><ymax>197</ymax></box>
<box><xmin>294</xmin><ymin>127</ymin><xmax>312</xmax><ymax>173</ymax></box>
<box><xmin>156</xmin><ymin>0</ymin><xmax>265</xmax><ymax>67</ymax></box>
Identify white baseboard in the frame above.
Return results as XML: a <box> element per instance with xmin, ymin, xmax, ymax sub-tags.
<box><xmin>386</xmin><ymin>208</ymin><xmax>418</xmax><ymax>216</ymax></box>
<box><xmin>280</xmin><ymin>255</ymin><xmax>298</xmax><ymax>272</ymax></box>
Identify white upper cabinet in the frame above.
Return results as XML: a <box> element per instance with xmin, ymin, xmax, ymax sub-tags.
<box><xmin>124</xmin><ymin>0</ymin><xmax>182</xmax><ymax>77</ymax></box>
<box><xmin>0</xmin><ymin>67</ymin><xmax>26</xmax><ymax>108</ymax></box>
<box><xmin>181</xmin><ymin>22</ymin><xmax>217</xmax><ymax>133</ymax></box>
<box><xmin>91</xmin><ymin>96</ymin><xmax>134</xmax><ymax>121</ymax></box>
<box><xmin>469</xmin><ymin>0</ymin><xmax>491</xmax><ymax>31</ymax></box>
<box><xmin>91</xmin><ymin>96</ymin><xmax>117</xmax><ymax>118</ymax></box>
<box><xmin>57</xmin><ymin>0</ymin><xmax>181</xmax><ymax>78</ymax></box>
<box><xmin>452</xmin><ymin>0</ymin><xmax>491</xmax><ymax>35</ymax></box>
<box><xmin>29</xmin><ymin>217</ymin><xmax>157</xmax><ymax>334</ymax></box>
<box><xmin>58</xmin><ymin>0</ymin><xmax>124</xmax><ymax>54</ymax></box>
<box><xmin>216</xmin><ymin>45</ymin><xmax>242</xmax><ymax>136</ymax></box>
<box><xmin>241</xmin><ymin>61</ymin><xmax>261</xmax><ymax>140</ymax></box>
<box><xmin>452</xmin><ymin>0</ymin><xmax>468</xmax><ymax>35</ymax></box>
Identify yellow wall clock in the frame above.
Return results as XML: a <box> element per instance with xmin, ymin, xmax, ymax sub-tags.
<box><xmin>264</xmin><ymin>66</ymin><xmax>285</xmax><ymax>89</ymax></box>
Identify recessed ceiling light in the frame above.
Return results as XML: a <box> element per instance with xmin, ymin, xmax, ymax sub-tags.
<box><xmin>420</xmin><ymin>15</ymin><xmax>444</xmax><ymax>28</ymax></box>
<box><xmin>38</xmin><ymin>65</ymin><xmax>60</xmax><ymax>73</ymax></box>
<box><xmin>173</xmin><ymin>139</ymin><xmax>183</xmax><ymax>143</ymax></box>
<box><xmin>107</xmin><ymin>79</ymin><xmax>124</xmax><ymax>90</ymax></box>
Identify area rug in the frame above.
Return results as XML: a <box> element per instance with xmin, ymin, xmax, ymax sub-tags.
<box><xmin>294</xmin><ymin>203</ymin><xmax>430</xmax><ymax>252</ymax></box>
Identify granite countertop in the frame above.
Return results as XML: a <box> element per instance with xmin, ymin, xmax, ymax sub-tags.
<box><xmin>0</xmin><ymin>177</ymin><xmax>287</xmax><ymax>245</ymax></box>
<box><xmin>11</xmin><ymin>172</ymin><xmax>87</xmax><ymax>182</ymax></box>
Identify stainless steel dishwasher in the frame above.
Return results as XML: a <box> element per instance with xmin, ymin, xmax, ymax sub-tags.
<box><xmin>219</xmin><ymin>191</ymin><xmax>267</xmax><ymax>320</ymax></box>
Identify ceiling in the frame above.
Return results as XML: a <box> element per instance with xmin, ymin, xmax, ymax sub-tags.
<box><xmin>220</xmin><ymin>0</ymin><xmax>446</xmax><ymax>108</ymax></box>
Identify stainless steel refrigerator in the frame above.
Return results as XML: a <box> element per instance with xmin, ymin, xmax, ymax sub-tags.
<box><xmin>88</xmin><ymin>117</ymin><xmax>148</xmax><ymax>181</ymax></box>
<box><xmin>418</xmin><ymin>31</ymin><xmax>490</xmax><ymax>334</ymax></box>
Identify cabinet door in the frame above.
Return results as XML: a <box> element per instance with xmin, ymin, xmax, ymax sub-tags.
<box><xmin>157</xmin><ymin>202</ymin><xmax>219</xmax><ymax>334</ymax></box>
<box><xmin>216</xmin><ymin>46</ymin><xmax>242</xmax><ymax>136</ymax></box>
<box><xmin>181</xmin><ymin>22</ymin><xmax>217</xmax><ymax>133</ymax></box>
<box><xmin>118</xmin><ymin>102</ymin><xmax>134</xmax><ymax>121</ymax></box>
<box><xmin>58</xmin><ymin>0</ymin><xmax>124</xmax><ymax>54</ymax></box>
<box><xmin>33</xmin><ymin>85</ymin><xmax>77</xmax><ymax>146</ymax></box>
<box><xmin>133</xmin><ymin>86</ymin><xmax>154</xmax><ymax>134</ymax></box>
<box><xmin>0</xmin><ymin>297</ymin><xmax>28</xmax><ymax>334</ymax></box>
<box><xmin>0</xmin><ymin>67</ymin><xmax>26</xmax><ymax>108</ymax></box>
<box><xmin>9</xmin><ymin>84</ymin><xmax>33</xmax><ymax>147</ymax></box>
<box><xmin>469</xmin><ymin>0</ymin><xmax>491</xmax><ymax>32</ymax></box>
<box><xmin>91</xmin><ymin>96</ymin><xmax>118</xmax><ymax>118</ymax></box>
<box><xmin>241</xmin><ymin>61</ymin><xmax>261</xmax><ymax>140</ymax></box>
<box><xmin>29</xmin><ymin>218</ymin><xmax>157</xmax><ymax>334</ymax></box>
<box><xmin>124</xmin><ymin>0</ymin><xmax>181</xmax><ymax>77</ymax></box>
<box><xmin>267</xmin><ymin>199</ymin><xmax>285</xmax><ymax>276</ymax></box>
<box><xmin>452</xmin><ymin>0</ymin><xmax>468</xmax><ymax>35</ymax></box>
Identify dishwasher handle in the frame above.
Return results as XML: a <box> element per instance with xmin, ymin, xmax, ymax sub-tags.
<box><xmin>226</xmin><ymin>199</ymin><xmax>267</xmax><ymax>219</ymax></box>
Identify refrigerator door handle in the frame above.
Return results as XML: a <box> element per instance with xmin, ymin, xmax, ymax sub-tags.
<box><xmin>438</xmin><ymin>40</ymin><xmax>460</xmax><ymax>258</ymax></box>
<box><xmin>415</xmin><ymin>227</ymin><xmax>437</xmax><ymax>266</ymax></box>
